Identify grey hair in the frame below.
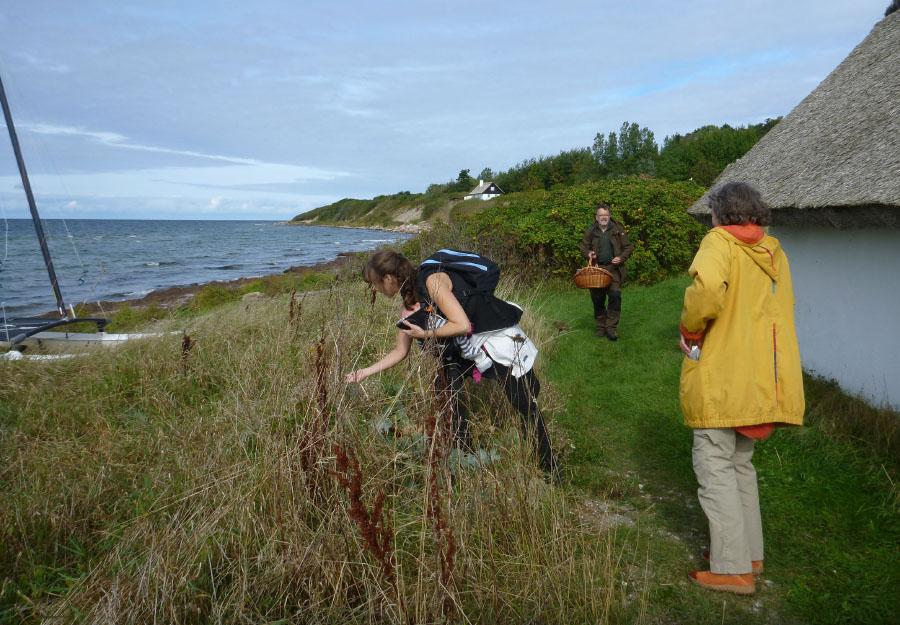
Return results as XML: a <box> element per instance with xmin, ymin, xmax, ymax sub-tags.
<box><xmin>708</xmin><ymin>182</ymin><xmax>771</xmax><ymax>226</ymax></box>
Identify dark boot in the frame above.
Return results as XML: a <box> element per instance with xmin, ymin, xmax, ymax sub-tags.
<box><xmin>606</xmin><ymin>290</ymin><xmax>622</xmax><ymax>341</ymax></box>
<box><xmin>605</xmin><ymin>311</ymin><xmax>619</xmax><ymax>341</ymax></box>
<box><xmin>594</xmin><ymin>315</ymin><xmax>607</xmax><ymax>338</ymax></box>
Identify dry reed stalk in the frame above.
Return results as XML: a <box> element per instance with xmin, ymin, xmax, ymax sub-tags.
<box><xmin>288</xmin><ymin>289</ymin><xmax>304</xmax><ymax>343</ymax></box>
<box><xmin>296</xmin><ymin>320</ymin><xmax>335</xmax><ymax>497</ymax></box>
<box><xmin>180</xmin><ymin>332</ymin><xmax>195</xmax><ymax>373</ymax></box>
<box><xmin>332</xmin><ymin>441</ymin><xmax>405</xmax><ymax>619</ymax></box>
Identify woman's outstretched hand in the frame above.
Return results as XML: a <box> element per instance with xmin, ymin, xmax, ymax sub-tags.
<box><xmin>345</xmin><ymin>369</ymin><xmax>369</xmax><ymax>383</ymax></box>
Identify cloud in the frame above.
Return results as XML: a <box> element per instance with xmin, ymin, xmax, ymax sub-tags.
<box><xmin>13</xmin><ymin>52</ymin><xmax>70</xmax><ymax>74</ymax></box>
<box><xmin>12</xmin><ymin>123</ymin><xmax>350</xmax><ymax>192</ymax></box>
<box><xmin>22</xmin><ymin>123</ymin><xmax>261</xmax><ymax>165</ymax></box>
<box><xmin>0</xmin><ymin>189</ymin><xmax>341</xmax><ymax>220</ymax></box>
<box><xmin>0</xmin><ymin>160</ymin><xmax>349</xmax><ymax>205</ymax></box>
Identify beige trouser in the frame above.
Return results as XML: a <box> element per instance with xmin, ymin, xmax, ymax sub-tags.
<box><xmin>692</xmin><ymin>428</ymin><xmax>764</xmax><ymax>574</ymax></box>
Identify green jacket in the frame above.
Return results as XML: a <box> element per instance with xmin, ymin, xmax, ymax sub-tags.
<box><xmin>580</xmin><ymin>219</ymin><xmax>634</xmax><ymax>283</ymax></box>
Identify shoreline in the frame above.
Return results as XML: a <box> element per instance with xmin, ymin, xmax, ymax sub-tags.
<box><xmin>281</xmin><ymin>220</ymin><xmax>429</xmax><ymax>234</ymax></box>
<box><xmin>70</xmin><ymin>251</ymin><xmax>369</xmax><ymax>316</ymax></box>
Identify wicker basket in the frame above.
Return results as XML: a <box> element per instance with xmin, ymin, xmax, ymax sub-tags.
<box><xmin>573</xmin><ymin>260</ymin><xmax>613</xmax><ymax>289</ymax></box>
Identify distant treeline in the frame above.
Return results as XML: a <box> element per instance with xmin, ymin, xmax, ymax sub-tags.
<box><xmin>466</xmin><ymin>118</ymin><xmax>780</xmax><ymax>194</ymax></box>
<box><xmin>294</xmin><ymin>118</ymin><xmax>779</xmax><ymax>222</ymax></box>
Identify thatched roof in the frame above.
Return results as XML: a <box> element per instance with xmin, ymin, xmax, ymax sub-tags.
<box><xmin>689</xmin><ymin>11</ymin><xmax>900</xmax><ymax>228</ymax></box>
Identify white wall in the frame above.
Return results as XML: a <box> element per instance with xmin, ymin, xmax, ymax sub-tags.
<box><xmin>773</xmin><ymin>225</ymin><xmax>900</xmax><ymax>409</ymax></box>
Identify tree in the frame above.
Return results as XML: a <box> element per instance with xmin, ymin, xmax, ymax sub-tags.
<box><xmin>453</xmin><ymin>168</ymin><xmax>474</xmax><ymax>193</ymax></box>
<box><xmin>592</xmin><ymin>121</ymin><xmax>658</xmax><ymax>177</ymax></box>
<box><xmin>617</xmin><ymin>122</ymin><xmax>658</xmax><ymax>176</ymax></box>
<box><xmin>478</xmin><ymin>167</ymin><xmax>494</xmax><ymax>181</ymax></box>
<box><xmin>592</xmin><ymin>131</ymin><xmax>618</xmax><ymax>176</ymax></box>
<box><xmin>657</xmin><ymin>119</ymin><xmax>781</xmax><ymax>185</ymax></box>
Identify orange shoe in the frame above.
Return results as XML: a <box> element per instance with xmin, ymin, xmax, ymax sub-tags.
<box><xmin>702</xmin><ymin>550</ymin><xmax>763</xmax><ymax>574</ymax></box>
<box><xmin>688</xmin><ymin>570</ymin><xmax>756</xmax><ymax>595</ymax></box>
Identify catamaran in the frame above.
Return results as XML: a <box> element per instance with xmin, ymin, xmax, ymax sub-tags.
<box><xmin>1</xmin><ymin>73</ymin><xmax>175</xmax><ymax>355</ymax></box>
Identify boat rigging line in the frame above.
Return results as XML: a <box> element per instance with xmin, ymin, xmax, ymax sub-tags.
<box><xmin>1</xmin><ymin>70</ymin><xmax>111</xmax><ymax>347</ymax></box>
<box><xmin>1</xmin><ymin>73</ymin><xmax>67</xmax><ymax>317</ymax></box>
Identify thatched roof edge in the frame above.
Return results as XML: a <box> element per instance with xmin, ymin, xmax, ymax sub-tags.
<box><xmin>687</xmin><ymin>12</ymin><xmax>900</xmax><ymax>228</ymax></box>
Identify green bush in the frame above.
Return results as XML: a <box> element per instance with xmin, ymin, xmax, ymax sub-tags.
<box><xmin>460</xmin><ymin>177</ymin><xmax>707</xmax><ymax>284</ymax></box>
<box><xmin>106</xmin><ymin>304</ymin><xmax>170</xmax><ymax>332</ymax></box>
<box><xmin>191</xmin><ymin>285</ymin><xmax>239</xmax><ymax>309</ymax></box>
<box><xmin>188</xmin><ymin>272</ymin><xmax>336</xmax><ymax>312</ymax></box>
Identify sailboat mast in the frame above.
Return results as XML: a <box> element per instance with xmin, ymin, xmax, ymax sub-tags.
<box><xmin>0</xmin><ymin>73</ymin><xmax>67</xmax><ymax>318</ymax></box>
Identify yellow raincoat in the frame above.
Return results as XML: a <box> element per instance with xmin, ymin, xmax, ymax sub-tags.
<box><xmin>680</xmin><ymin>226</ymin><xmax>804</xmax><ymax>429</ymax></box>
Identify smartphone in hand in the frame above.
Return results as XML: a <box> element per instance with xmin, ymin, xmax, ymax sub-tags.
<box><xmin>396</xmin><ymin>308</ymin><xmax>428</xmax><ymax>329</ymax></box>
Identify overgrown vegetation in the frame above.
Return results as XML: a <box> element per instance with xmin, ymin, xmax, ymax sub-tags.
<box><xmin>5</xmin><ymin>275</ymin><xmax>898</xmax><ymax>623</ymax></box>
<box><xmin>802</xmin><ymin>373</ymin><xmax>900</xmax><ymax>475</ymax></box>
<box><xmin>0</xmin><ymin>281</ymin><xmax>643</xmax><ymax>623</ymax></box>
<box><xmin>453</xmin><ymin>177</ymin><xmax>707</xmax><ymax>284</ymax></box>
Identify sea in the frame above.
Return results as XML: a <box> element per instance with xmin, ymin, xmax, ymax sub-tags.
<box><xmin>0</xmin><ymin>219</ymin><xmax>410</xmax><ymax>318</ymax></box>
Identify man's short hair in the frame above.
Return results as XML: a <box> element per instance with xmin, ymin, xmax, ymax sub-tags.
<box><xmin>708</xmin><ymin>182</ymin><xmax>771</xmax><ymax>226</ymax></box>
<box><xmin>595</xmin><ymin>202</ymin><xmax>611</xmax><ymax>214</ymax></box>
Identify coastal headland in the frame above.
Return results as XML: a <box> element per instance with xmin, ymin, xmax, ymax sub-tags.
<box><xmin>281</xmin><ymin>220</ymin><xmax>428</xmax><ymax>235</ymax></box>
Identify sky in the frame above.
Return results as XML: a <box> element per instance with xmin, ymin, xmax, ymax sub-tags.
<box><xmin>0</xmin><ymin>1</ymin><xmax>890</xmax><ymax>220</ymax></box>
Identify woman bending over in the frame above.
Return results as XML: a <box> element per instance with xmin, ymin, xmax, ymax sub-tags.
<box><xmin>346</xmin><ymin>250</ymin><xmax>558</xmax><ymax>477</ymax></box>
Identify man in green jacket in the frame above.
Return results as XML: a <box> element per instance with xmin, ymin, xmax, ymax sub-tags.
<box><xmin>580</xmin><ymin>203</ymin><xmax>634</xmax><ymax>340</ymax></box>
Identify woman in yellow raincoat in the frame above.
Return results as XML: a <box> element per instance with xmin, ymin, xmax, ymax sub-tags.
<box><xmin>679</xmin><ymin>182</ymin><xmax>804</xmax><ymax>595</ymax></box>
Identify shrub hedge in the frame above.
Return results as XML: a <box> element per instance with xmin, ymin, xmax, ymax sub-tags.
<box><xmin>455</xmin><ymin>177</ymin><xmax>707</xmax><ymax>284</ymax></box>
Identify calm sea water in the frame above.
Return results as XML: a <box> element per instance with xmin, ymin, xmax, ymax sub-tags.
<box><xmin>0</xmin><ymin>219</ymin><xmax>409</xmax><ymax>317</ymax></box>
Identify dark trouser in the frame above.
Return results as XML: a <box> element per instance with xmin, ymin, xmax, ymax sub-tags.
<box><xmin>589</xmin><ymin>265</ymin><xmax>622</xmax><ymax>333</ymax></box>
<box><xmin>436</xmin><ymin>358</ymin><xmax>558</xmax><ymax>475</ymax></box>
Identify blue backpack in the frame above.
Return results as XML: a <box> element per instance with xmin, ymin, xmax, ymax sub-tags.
<box><xmin>416</xmin><ymin>249</ymin><xmax>501</xmax><ymax>298</ymax></box>
<box><xmin>415</xmin><ymin>249</ymin><xmax>521</xmax><ymax>333</ymax></box>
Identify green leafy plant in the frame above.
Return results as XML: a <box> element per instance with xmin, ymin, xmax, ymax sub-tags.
<box><xmin>461</xmin><ymin>177</ymin><xmax>707</xmax><ymax>284</ymax></box>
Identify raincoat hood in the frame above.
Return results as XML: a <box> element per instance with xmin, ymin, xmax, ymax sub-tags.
<box><xmin>715</xmin><ymin>225</ymin><xmax>781</xmax><ymax>282</ymax></box>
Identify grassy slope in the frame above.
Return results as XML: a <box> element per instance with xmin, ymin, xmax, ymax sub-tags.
<box><xmin>289</xmin><ymin>190</ymin><xmax>540</xmax><ymax>229</ymax></box>
<box><xmin>292</xmin><ymin>194</ymin><xmax>427</xmax><ymax>226</ymax></box>
<box><xmin>536</xmin><ymin>278</ymin><xmax>900</xmax><ymax>624</ymax></box>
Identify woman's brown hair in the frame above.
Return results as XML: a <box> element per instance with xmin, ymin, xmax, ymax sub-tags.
<box><xmin>708</xmin><ymin>182</ymin><xmax>771</xmax><ymax>226</ymax></box>
<box><xmin>361</xmin><ymin>250</ymin><xmax>418</xmax><ymax>308</ymax></box>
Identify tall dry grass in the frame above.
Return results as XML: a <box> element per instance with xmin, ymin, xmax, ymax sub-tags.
<box><xmin>1</xmin><ymin>278</ymin><xmax>640</xmax><ymax>623</ymax></box>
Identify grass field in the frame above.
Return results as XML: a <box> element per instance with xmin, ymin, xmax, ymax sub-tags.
<box><xmin>536</xmin><ymin>277</ymin><xmax>900</xmax><ymax>624</ymax></box>
<box><xmin>1</xmin><ymin>275</ymin><xmax>897</xmax><ymax>623</ymax></box>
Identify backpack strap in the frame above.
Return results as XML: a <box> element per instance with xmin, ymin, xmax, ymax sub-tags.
<box><xmin>418</xmin><ymin>249</ymin><xmax>500</xmax><ymax>300</ymax></box>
